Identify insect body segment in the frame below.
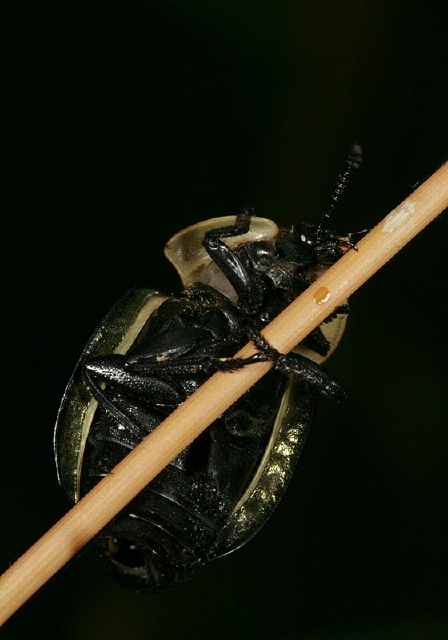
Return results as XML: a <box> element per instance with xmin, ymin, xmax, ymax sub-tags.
<box><xmin>55</xmin><ymin>153</ymin><xmax>362</xmax><ymax>590</ymax></box>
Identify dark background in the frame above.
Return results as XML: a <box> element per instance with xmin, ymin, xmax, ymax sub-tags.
<box><xmin>1</xmin><ymin>1</ymin><xmax>448</xmax><ymax>638</ymax></box>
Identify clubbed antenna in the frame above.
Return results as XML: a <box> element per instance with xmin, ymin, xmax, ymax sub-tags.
<box><xmin>317</xmin><ymin>144</ymin><xmax>362</xmax><ymax>239</ymax></box>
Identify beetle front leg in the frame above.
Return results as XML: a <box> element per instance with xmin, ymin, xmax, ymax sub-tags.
<box><xmin>202</xmin><ymin>209</ymin><xmax>263</xmax><ymax>310</ymax></box>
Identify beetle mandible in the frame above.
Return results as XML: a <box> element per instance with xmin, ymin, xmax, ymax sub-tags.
<box><xmin>55</xmin><ymin>146</ymin><xmax>364</xmax><ymax>590</ymax></box>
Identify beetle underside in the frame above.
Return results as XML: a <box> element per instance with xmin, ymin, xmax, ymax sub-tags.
<box><xmin>55</xmin><ymin>147</ymin><xmax>363</xmax><ymax>590</ymax></box>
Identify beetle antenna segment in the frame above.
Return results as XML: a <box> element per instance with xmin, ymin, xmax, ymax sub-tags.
<box><xmin>317</xmin><ymin>145</ymin><xmax>362</xmax><ymax>240</ymax></box>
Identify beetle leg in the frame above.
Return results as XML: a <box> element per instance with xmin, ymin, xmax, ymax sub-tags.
<box><xmin>125</xmin><ymin>327</ymin><xmax>211</xmax><ymax>365</ymax></box>
<box><xmin>85</xmin><ymin>350</ymin><xmax>262</xmax><ymax>396</ymax></box>
<box><xmin>83</xmin><ymin>357</ymin><xmax>181</xmax><ymax>436</ymax></box>
<box><xmin>83</xmin><ymin>367</ymin><xmax>154</xmax><ymax>435</ymax></box>
<box><xmin>276</xmin><ymin>352</ymin><xmax>345</xmax><ymax>402</ymax></box>
<box><xmin>248</xmin><ymin>331</ymin><xmax>346</xmax><ymax>402</ymax></box>
<box><xmin>126</xmin><ymin>352</ymin><xmax>264</xmax><ymax>376</ymax></box>
<box><xmin>301</xmin><ymin>326</ymin><xmax>331</xmax><ymax>357</ymax></box>
<box><xmin>202</xmin><ymin>209</ymin><xmax>263</xmax><ymax>310</ymax></box>
<box><xmin>204</xmin><ymin>207</ymin><xmax>252</xmax><ymax>238</ymax></box>
<box><xmin>84</xmin><ymin>391</ymin><xmax>163</xmax><ymax>461</ymax></box>
<box><xmin>301</xmin><ymin>303</ymin><xmax>349</xmax><ymax>356</ymax></box>
<box><xmin>84</xmin><ymin>355</ymin><xmax>181</xmax><ymax>404</ymax></box>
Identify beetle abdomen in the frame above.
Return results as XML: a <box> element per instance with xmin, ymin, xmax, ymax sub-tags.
<box><xmin>93</xmin><ymin>466</ymin><xmax>224</xmax><ymax>589</ymax></box>
<box><xmin>80</xmin><ymin>367</ymin><xmax>289</xmax><ymax>589</ymax></box>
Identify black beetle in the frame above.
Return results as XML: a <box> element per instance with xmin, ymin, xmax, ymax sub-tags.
<box><xmin>55</xmin><ymin>147</ymin><xmax>363</xmax><ymax>590</ymax></box>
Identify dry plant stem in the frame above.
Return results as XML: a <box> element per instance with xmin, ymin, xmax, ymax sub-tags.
<box><xmin>1</xmin><ymin>162</ymin><xmax>448</xmax><ymax>625</ymax></box>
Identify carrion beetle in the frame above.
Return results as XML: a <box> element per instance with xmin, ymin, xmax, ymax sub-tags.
<box><xmin>55</xmin><ymin>146</ymin><xmax>364</xmax><ymax>590</ymax></box>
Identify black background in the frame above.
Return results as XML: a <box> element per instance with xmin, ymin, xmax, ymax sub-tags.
<box><xmin>1</xmin><ymin>1</ymin><xmax>448</xmax><ymax>638</ymax></box>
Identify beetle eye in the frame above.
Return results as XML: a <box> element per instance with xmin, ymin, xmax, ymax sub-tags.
<box><xmin>108</xmin><ymin>536</ymin><xmax>145</xmax><ymax>569</ymax></box>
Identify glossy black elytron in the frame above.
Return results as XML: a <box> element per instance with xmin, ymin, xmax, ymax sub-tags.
<box><xmin>55</xmin><ymin>147</ymin><xmax>363</xmax><ymax>590</ymax></box>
